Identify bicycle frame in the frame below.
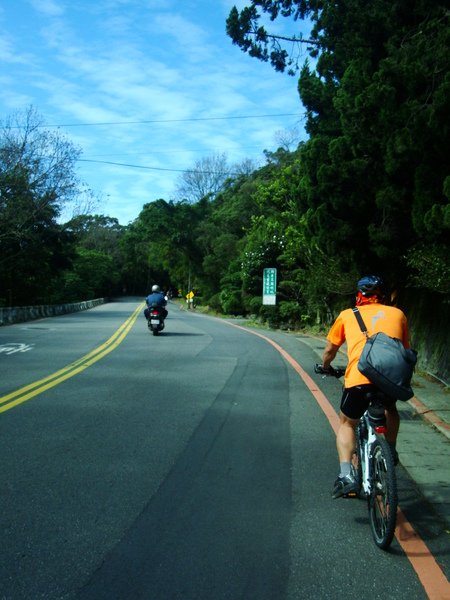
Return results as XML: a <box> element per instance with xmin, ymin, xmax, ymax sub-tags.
<box><xmin>357</xmin><ymin>411</ymin><xmax>387</xmax><ymax>496</ymax></box>
<box><xmin>358</xmin><ymin>414</ymin><xmax>371</xmax><ymax>495</ymax></box>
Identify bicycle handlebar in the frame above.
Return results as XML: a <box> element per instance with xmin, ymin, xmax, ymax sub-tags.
<box><xmin>314</xmin><ymin>364</ymin><xmax>345</xmax><ymax>379</ymax></box>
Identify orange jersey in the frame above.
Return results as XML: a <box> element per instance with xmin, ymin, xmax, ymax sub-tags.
<box><xmin>327</xmin><ymin>303</ymin><xmax>410</xmax><ymax>388</ymax></box>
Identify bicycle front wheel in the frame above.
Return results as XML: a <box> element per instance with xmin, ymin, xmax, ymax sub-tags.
<box><xmin>368</xmin><ymin>437</ymin><xmax>398</xmax><ymax>550</ymax></box>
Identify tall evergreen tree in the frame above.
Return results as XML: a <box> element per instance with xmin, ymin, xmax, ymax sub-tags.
<box><xmin>227</xmin><ymin>0</ymin><xmax>450</xmax><ymax>291</ymax></box>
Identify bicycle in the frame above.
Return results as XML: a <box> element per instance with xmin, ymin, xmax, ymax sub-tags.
<box><xmin>314</xmin><ymin>364</ymin><xmax>398</xmax><ymax>550</ymax></box>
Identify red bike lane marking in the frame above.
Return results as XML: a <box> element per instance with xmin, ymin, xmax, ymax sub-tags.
<box><xmin>227</xmin><ymin>322</ymin><xmax>450</xmax><ymax>599</ymax></box>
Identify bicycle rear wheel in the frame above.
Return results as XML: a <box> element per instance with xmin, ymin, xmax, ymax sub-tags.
<box><xmin>368</xmin><ymin>437</ymin><xmax>398</xmax><ymax>549</ymax></box>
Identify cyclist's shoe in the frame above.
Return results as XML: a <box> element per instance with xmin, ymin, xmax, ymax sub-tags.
<box><xmin>332</xmin><ymin>471</ymin><xmax>359</xmax><ymax>499</ymax></box>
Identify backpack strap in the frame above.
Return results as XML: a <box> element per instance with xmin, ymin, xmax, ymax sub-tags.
<box><xmin>352</xmin><ymin>307</ymin><xmax>369</xmax><ymax>339</ymax></box>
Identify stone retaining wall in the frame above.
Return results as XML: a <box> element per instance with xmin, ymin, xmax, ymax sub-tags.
<box><xmin>0</xmin><ymin>298</ymin><xmax>106</xmax><ymax>326</ymax></box>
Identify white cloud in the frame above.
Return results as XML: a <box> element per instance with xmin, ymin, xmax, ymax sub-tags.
<box><xmin>1</xmin><ymin>0</ymin><xmax>306</xmax><ymax>223</ymax></box>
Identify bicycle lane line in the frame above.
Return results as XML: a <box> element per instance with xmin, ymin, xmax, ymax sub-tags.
<box><xmin>225</xmin><ymin>321</ymin><xmax>450</xmax><ymax>600</ymax></box>
<box><xmin>0</xmin><ymin>303</ymin><xmax>145</xmax><ymax>414</ymax></box>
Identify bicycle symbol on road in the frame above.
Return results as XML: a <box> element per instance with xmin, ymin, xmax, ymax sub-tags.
<box><xmin>0</xmin><ymin>343</ymin><xmax>35</xmax><ymax>355</ymax></box>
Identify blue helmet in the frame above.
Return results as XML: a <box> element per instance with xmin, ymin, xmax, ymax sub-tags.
<box><xmin>357</xmin><ymin>275</ymin><xmax>384</xmax><ymax>297</ymax></box>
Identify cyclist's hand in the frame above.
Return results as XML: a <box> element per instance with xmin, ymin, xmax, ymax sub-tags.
<box><xmin>314</xmin><ymin>363</ymin><xmax>335</xmax><ymax>376</ymax></box>
<box><xmin>314</xmin><ymin>364</ymin><xmax>346</xmax><ymax>378</ymax></box>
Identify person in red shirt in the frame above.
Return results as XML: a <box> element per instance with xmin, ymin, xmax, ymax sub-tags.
<box><xmin>321</xmin><ymin>275</ymin><xmax>410</xmax><ymax>498</ymax></box>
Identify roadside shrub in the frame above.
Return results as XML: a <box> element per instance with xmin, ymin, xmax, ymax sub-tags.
<box><xmin>206</xmin><ymin>293</ymin><xmax>222</xmax><ymax>312</ymax></box>
<box><xmin>259</xmin><ymin>304</ymin><xmax>281</xmax><ymax>328</ymax></box>
<box><xmin>245</xmin><ymin>295</ymin><xmax>263</xmax><ymax>314</ymax></box>
<box><xmin>219</xmin><ymin>289</ymin><xmax>242</xmax><ymax>315</ymax></box>
<box><xmin>278</xmin><ymin>300</ymin><xmax>314</xmax><ymax>328</ymax></box>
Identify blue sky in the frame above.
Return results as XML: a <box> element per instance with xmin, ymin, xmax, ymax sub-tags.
<box><xmin>1</xmin><ymin>0</ymin><xmax>311</xmax><ymax>224</ymax></box>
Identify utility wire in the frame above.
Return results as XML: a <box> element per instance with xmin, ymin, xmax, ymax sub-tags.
<box><xmin>77</xmin><ymin>159</ymin><xmax>238</xmax><ymax>175</ymax></box>
<box><xmin>51</xmin><ymin>113</ymin><xmax>303</xmax><ymax>128</ymax></box>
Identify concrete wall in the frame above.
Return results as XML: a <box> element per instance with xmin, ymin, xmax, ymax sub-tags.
<box><xmin>0</xmin><ymin>298</ymin><xmax>106</xmax><ymax>326</ymax></box>
<box><xmin>400</xmin><ymin>290</ymin><xmax>449</xmax><ymax>385</ymax></box>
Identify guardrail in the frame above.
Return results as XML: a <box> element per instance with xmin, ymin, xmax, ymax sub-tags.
<box><xmin>0</xmin><ymin>298</ymin><xmax>106</xmax><ymax>326</ymax></box>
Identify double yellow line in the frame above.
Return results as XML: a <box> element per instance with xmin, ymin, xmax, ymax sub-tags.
<box><xmin>0</xmin><ymin>303</ymin><xmax>144</xmax><ymax>414</ymax></box>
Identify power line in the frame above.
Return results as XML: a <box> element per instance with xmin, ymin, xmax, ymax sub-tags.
<box><xmin>77</xmin><ymin>159</ymin><xmax>238</xmax><ymax>175</ymax></box>
<box><xmin>80</xmin><ymin>144</ymin><xmax>265</xmax><ymax>157</ymax></box>
<box><xmin>52</xmin><ymin>112</ymin><xmax>303</xmax><ymax>128</ymax></box>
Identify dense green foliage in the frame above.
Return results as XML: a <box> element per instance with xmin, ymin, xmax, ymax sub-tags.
<box><xmin>1</xmin><ymin>1</ymin><xmax>448</xmax><ymax>379</ymax></box>
<box><xmin>226</xmin><ymin>0</ymin><xmax>449</xmax><ymax>299</ymax></box>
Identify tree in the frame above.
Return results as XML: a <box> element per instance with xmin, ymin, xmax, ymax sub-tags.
<box><xmin>64</xmin><ymin>214</ymin><xmax>124</xmax><ymax>261</ymax></box>
<box><xmin>227</xmin><ymin>1</ymin><xmax>450</xmax><ymax>293</ymax></box>
<box><xmin>56</xmin><ymin>214</ymin><xmax>126</xmax><ymax>301</ymax></box>
<box><xmin>120</xmin><ymin>221</ymin><xmax>152</xmax><ymax>296</ymax></box>
<box><xmin>61</xmin><ymin>248</ymin><xmax>119</xmax><ymax>302</ymax></box>
<box><xmin>226</xmin><ymin>3</ymin><xmax>321</xmax><ymax>75</ymax></box>
<box><xmin>0</xmin><ymin>107</ymin><xmax>95</xmax><ymax>305</ymax></box>
<box><xmin>122</xmin><ymin>199</ymin><xmax>209</xmax><ymax>295</ymax></box>
<box><xmin>175</xmin><ymin>153</ymin><xmax>231</xmax><ymax>203</ymax></box>
<box><xmin>0</xmin><ymin>107</ymin><xmax>84</xmax><ymax>214</ymax></box>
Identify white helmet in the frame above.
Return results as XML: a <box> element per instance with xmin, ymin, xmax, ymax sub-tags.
<box><xmin>152</xmin><ymin>284</ymin><xmax>160</xmax><ymax>292</ymax></box>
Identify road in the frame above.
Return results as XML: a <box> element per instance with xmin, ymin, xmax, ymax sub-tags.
<box><xmin>0</xmin><ymin>299</ymin><xmax>447</xmax><ymax>599</ymax></box>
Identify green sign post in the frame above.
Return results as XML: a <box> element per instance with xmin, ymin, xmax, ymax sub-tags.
<box><xmin>263</xmin><ymin>268</ymin><xmax>277</xmax><ymax>305</ymax></box>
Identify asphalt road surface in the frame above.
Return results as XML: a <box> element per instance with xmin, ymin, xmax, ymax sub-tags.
<box><xmin>0</xmin><ymin>299</ymin><xmax>446</xmax><ymax>599</ymax></box>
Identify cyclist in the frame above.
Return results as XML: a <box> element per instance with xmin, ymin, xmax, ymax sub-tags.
<box><xmin>320</xmin><ymin>275</ymin><xmax>410</xmax><ymax>498</ymax></box>
<box><xmin>144</xmin><ymin>284</ymin><xmax>168</xmax><ymax>320</ymax></box>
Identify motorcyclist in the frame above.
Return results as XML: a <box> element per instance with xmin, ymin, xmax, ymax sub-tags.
<box><xmin>144</xmin><ymin>285</ymin><xmax>168</xmax><ymax>320</ymax></box>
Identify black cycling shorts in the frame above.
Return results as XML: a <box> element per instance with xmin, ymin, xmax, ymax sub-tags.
<box><xmin>340</xmin><ymin>384</ymin><xmax>381</xmax><ymax>420</ymax></box>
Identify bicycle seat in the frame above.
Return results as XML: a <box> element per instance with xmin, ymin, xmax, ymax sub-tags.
<box><xmin>363</xmin><ymin>393</ymin><xmax>387</xmax><ymax>429</ymax></box>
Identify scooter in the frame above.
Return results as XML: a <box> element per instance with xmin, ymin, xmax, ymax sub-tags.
<box><xmin>147</xmin><ymin>306</ymin><xmax>165</xmax><ymax>336</ymax></box>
